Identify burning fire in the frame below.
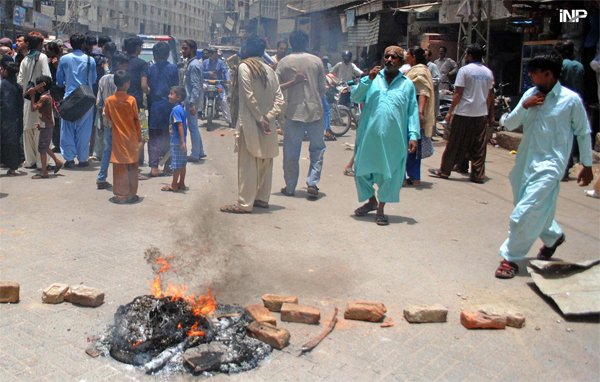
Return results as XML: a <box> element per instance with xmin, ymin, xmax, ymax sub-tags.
<box><xmin>149</xmin><ymin>257</ymin><xmax>217</xmax><ymax>338</ymax></box>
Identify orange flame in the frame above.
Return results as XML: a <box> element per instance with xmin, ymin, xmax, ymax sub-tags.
<box><xmin>131</xmin><ymin>340</ymin><xmax>143</xmax><ymax>348</ymax></box>
<box><xmin>148</xmin><ymin>257</ymin><xmax>217</xmax><ymax>337</ymax></box>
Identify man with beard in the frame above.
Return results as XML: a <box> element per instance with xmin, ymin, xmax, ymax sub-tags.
<box><xmin>494</xmin><ymin>54</ymin><xmax>593</xmax><ymax>279</ymax></box>
<box><xmin>351</xmin><ymin>46</ymin><xmax>419</xmax><ymax>226</ymax></box>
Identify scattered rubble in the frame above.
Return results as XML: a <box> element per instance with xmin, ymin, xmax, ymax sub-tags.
<box><xmin>42</xmin><ymin>283</ymin><xmax>70</xmax><ymax>304</ymax></box>
<box><xmin>280</xmin><ymin>303</ymin><xmax>320</xmax><ymax>324</ymax></box>
<box><xmin>505</xmin><ymin>311</ymin><xmax>526</xmax><ymax>328</ymax></box>
<box><xmin>300</xmin><ymin>308</ymin><xmax>338</xmax><ymax>355</ymax></box>
<box><xmin>380</xmin><ymin>317</ymin><xmax>395</xmax><ymax>328</ymax></box>
<box><xmin>404</xmin><ymin>305</ymin><xmax>448</xmax><ymax>323</ymax></box>
<box><xmin>65</xmin><ymin>285</ymin><xmax>105</xmax><ymax>307</ymax></box>
<box><xmin>247</xmin><ymin>321</ymin><xmax>290</xmax><ymax>350</ymax></box>
<box><xmin>0</xmin><ymin>281</ymin><xmax>20</xmax><ymax>303</ymax></box>
<box><xmin>261</xmin><ymin>294</ymin><xmax>298</xmax><ymax>312</ymax></box>
<box><xmin>344</xmin><ymin>301</ymin><xmax>386</xmax><ymax>322</ymax></box>
<box><xmin>460</xmin><ymin>310</ymin><xmax>506</xmax><ymax>330</ymax></box>
<box><xmin>244</xmin><ymin>304</ymin><xmax>277</xmax><ymax>326</ymax></box>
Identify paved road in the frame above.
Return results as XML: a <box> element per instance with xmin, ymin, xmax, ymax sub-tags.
<box><xmin>1</xmin><ymin>120</ymin><xmax>599</xmax><ymax>381</ymax></box>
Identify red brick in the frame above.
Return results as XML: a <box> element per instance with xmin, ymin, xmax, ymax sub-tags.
<box><xmin>0</xmin><ymin>281</ymin><xmax>20</xmax><ymax>303</ymax></box>
<box><xmin>247</xmin><ymin>321</ymin><xmax>290</xmax><ymax>350</ymax></box>
<box><xmin>64</xmin><ymin>285</ymin><xmax>104</xmax><ymax>307</ymax></box>
<box><xmin>261</xmin><ymin>294</ymin><xmax>298</xmax><ymax>312</ymax></box>
<box><xmin>344</xmin><ymin>301</ymin><xmax>387</xmax><ymax>322</ymax></box>
<box><xmin>460</xmin><ymin>310</ymin><xmax>506</xmax><ymax>329</ymax></box>
<box><xmin>245</xmin><ymin>304</ymin><xmax>277</xmax><ymax>326</ymax></box>
<box><xmin>280</xmin><ymin>303</ymin><xmax>320</xmax><ymax>324</ymax></box>
<box><xmin>42</xmin><ymin>283</ymin><xmax>69</xmax><ymax>304</ymax></box>
<box><xmin>403</xmin><ymin>304</ymin><xmax>448</xmax><ymax>323</ymax></box>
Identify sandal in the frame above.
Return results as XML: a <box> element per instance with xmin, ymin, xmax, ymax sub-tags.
<box><xmin>220</xmin><ymin>204</ymin><xmax>250</xmax><ymax>214</ymax></box>
<box><xmin>161</xmin><ymin>185</ymin><xmax>180</xmax><ymax>192</ymax></box>
<box><xmin>354</xmin><ymin>202</ymin><xmax>377</xmax><ymax>217</ymax></box>
<box><xmin>254</xmin><ymin>200</ymin><xmax>269</xmax><ymax>208</ymax></box>
<box><xmin>495</xmin><ymin>260</ymin><xmax>519</xmax><ymax>279</ymax></box>
<box><xmin>31</xmin><ymin>174</ymin><xmax>49</xmax><ymax>179</ymax></box>
<box><xmin>54</xmin><ymin>162</ymin><xmax>63</xmax><ymax>174</ymax></box>
<box><xmin>537</xmin><ymin>234</ymin><xmax>565</xmax><ymax>260</ymax></box>
<box><xmin>6</xmin><ymin>170</ymin><xmax>18</xmax><ymax>176</ymax></box>
<box><xmin>343</xmin><ymin>168</ymin><xmax>355</xmax><ymax>177</ymax></box>
<box><xmin>109</xmin><ymin>196</ymin><xmax>128</xmax><ymax>204</ymax></box>
<box><xmin>375</xmin><ymin>214</ymin><xmax>389</xmax><ymax>226</ymax></box>
<box><xmin>428</xmin><ymin>168</ymin><xmax>449</xmax><ymax>179</ymax></box>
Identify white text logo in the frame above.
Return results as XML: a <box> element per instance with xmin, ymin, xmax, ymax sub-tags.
<box><xmin>559</xmin><ymin>9</ymin><xmax>588</xmax><ymax>23</ymax></box>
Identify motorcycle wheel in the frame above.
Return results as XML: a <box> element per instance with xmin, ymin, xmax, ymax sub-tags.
<box><xmin>329</xmin><ymin>106</ymin><xmax>352</xmax><ymax>137</ymax></box>
<box><xmin>206</xmin><ymin>103</ymin><xmax>214</xmax><ymax>130</ymax></box>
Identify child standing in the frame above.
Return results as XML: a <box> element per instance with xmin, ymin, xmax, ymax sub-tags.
<box><xmin>103</xmin><ymin>70</ymin><xmax>142</xmax><ymax>204</ymax></box>
<box><xmin>161</xmin><ymin>86</ymin><xmax>187</xmax><ymax>192</ymax></box>
<box><xmin>27</xmin><ymin>75</ymin><xmax>64</xmax><ymax>179</ymax></box>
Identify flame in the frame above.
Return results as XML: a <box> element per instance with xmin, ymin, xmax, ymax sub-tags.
<box><xmin>131</xmin><ymin>340</ymin><xmax>143</xmax><ymax>348</ymax></box>
<box><xmin>148</xmin><ymin>257</ymin><xmax>217</xmax><ymax>337</ymax></box>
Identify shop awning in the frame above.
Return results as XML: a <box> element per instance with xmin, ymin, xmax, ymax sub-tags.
<box><xmin>345</xmin><ymin>0</ymin><xmax>383</xmax><ymax>16</ymax></box>
<box><xmin>347</xmin><ymin>14</ymin><xmax>381</xmax><ymax>47</ymax></box>
<box><xmin>392</xmin><ymin>1</ymin><xmax>441</xmax><ymax>13</ymax></box>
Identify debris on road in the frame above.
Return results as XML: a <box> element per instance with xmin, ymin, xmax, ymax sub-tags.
<box><xmin>403</xmin><ymin>304</ymin><xmax>448</xmax><ymax>323</ymax></box>
<box><xmin>247</xmin><ymin>321</ymin><xmax>290</xmax><ymax>350</ymax></box>
<box><xmin>280</xmin><ymin>303</ymin><xmax>321</xmax><ymax>324</ymax></box>
<box><xmin>261</xmin><ymin>294</ymin><xmax>298</xmax><ymax>312</ymax></box>
<box><xmin>528</xmin><ymin>259</ymin><xmax>600</xmax><ymax>315</ymax></box>
<box><xmin>42</xmin><ymin>283</ymin><xmax>70</xmax><ymax>304</ymax></box>
<box><xmin>344</xmin><ymin>301</ymin><xmax>387</xmax><ymax>322</ymax></box>
<box><xmin>300</xmin><ymin>307</ymin><xmax>338</xmax><ymax>355</ymax></box>
<box><xmin>64</xmin><ymin>285</ymin><xmax>105</xmax><ymax>307</ymax></box>
<box><xmin>380</xmin><ymin>317</ymin><xmax>395</xmax><ymax>328</ymax></box>
<box><xmin>0</xmin><ymin>281</ymin><xmax>19</xmax><ymax>303</ymax></box>
<box><xmin>460</xmin><ymin>310</ymin><xmax>506</xmax><ymax>329</ymax></box>
<box><xmin>245</xmin><ymin>304</ymin><xmax>277</xmax><ymax>326</ymax></box>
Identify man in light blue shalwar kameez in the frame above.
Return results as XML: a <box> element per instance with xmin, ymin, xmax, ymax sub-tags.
<box><xmin>56</xmin><ymin>33</ymin><xmax>96</xmax><ymax>167</ymax></box>
<box><xmin>352</xmin><ymin>46</ymin><xmax>420</xmax><ymax>226</ymax></box>
<box><xmin>495</xmin><ymin>54</ymin><xmax>593</xmax><ymax>279</ymax></box>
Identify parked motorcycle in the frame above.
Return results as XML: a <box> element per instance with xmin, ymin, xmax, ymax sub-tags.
<box><xmin>494</xmin><ymin>82</ymin><xmax>512</xmax><ymax>129</ymax></box>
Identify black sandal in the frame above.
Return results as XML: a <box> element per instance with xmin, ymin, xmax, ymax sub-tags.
<box><xmin>537</xmin><ymin>234</ymin><xmax>565</xmax><ymax>260</ymax></box>
<box><xmin>354</xmin><ymin>202</ymin><xmax>377</xmax><ymax>216</ymax></box>
<box><xmin>375</xmin><ymin>214</ymin><xmax>389</xmax><ymax>226</ymax></box>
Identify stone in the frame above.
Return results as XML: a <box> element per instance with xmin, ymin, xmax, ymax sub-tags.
<box><xmin>64</xmin><ymin>285</ymin><xmax>104</xmax><ymax>307</ymax></box>
<box><xmin>344</xmin><ymin>301</ymin><xmax>387</xmax><ymax>322</ymax></box>
<box><xmin>245</xmin><ymin>304</ymin><xmax>277</xmax><ymax>326</ymax></box>
<box><xmin>42</xmin><ymin>283</ymin><xmax>70</xmax><ymax>304</ymax></box>
<box><xmin>280</xmin><ymin>303</ymin><xmax>320</xmax><ymax>324</ymax></box>
<box><xmin>183</xmin><ymin>342</ymin><xmax>231</xmax><ymax>373</ymax></box>
<box><xmin>0</xmin><ymin>281</ymin><xmax>20</xmax><ymax>303</ymax></box>
<box><xmin>460</xmin><ymin>310</ymin><xmax>506</xmax><ymax>329</ymax></box>
<box><xmin>261</xmin><ymin>294</ymin><xmax>298</xmax><ymax>312</ymax></box>
<box><xmin>496</xmin><ymin>131</ymin><xmax>522</xmax><ymax>152</ymax></box>
<box><xmin>403</xmin><ymin>304</ymin><xmax>448</xmax><ymax>323</ymax></box>
<box><xmin>505</xmin><ymin>311</ymin><xmax>526</xmax><ymax>328</ymax></box>
<box><xmin>247</xmin><ymin>321</ymin><xmax>290</xmax><ymax>350</ymax></box>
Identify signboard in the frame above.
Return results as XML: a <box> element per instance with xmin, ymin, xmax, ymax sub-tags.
<box><xmin>55</xmin><ymin>0</ymin><xmax>67</xmax><ymax>17</ymax></box>
<box><xmin>225</xmin><ymin>16</ymin><xmax>235</xmax><ymax>31</ymax></box>
<box><xmin>22</xmin><ymin>0</ymin><xmax>34</xmax><ymax>8</ymax></box>
<box><xmin>13</xmin><ymin>6</ymin><xmax>26</xmax><ymax>27</ymax></box>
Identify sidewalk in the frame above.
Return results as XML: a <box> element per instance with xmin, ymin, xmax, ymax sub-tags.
<box><xmin>0</xmin><ymin>126</ymin><xmax>598</xmax><ymax>381</ymax></box>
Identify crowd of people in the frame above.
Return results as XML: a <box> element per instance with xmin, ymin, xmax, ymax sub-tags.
<box><xmin>0</xmin><ymin>29</ymin><xmax>598</xmax><ymax>278</ymax></box>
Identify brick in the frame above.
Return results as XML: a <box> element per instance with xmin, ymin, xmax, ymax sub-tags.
<box><xmin>460</xmin><ymin>310</ymin><xmax>506</xmax><ymax>330</ymax></box>
<box><xmin>505</xmin><ymin>311</ymin><xmax>526</xmax><ymax>329</ymax></box>
<box><xmin>403</xmin><ymin>304</ymin><xmax>448</xmax><ymax>323</ymax></box>
<box><xmin>64</xmin><ymin>285</ymin><xmax>104</xmax><ymax>307</ymax></box>
<box><xmin>261</xmin><ymin>294</ymin><xmax>298</xmax><ymax>312</ymax></box>
<box><xmin>245</xmin><ymin>304</ymin><xmax>277</xmax><ymax>326</ymax></box>
<box><xmin>42</xmin><ymin>283</ymin><xmax>70</xmax><ymax>304</ymax></box>
<box><xmin>247</xmin><ymin>321</ymin><xmax>290</xmax><ymax>350</ymax></box>
<box><xmin>0</xmin><ymin>281</ymin><xmax>20</xmax><ymax>303</ymax></box>
<box><xmin>280</xmin><ymin>303</ymin><xmax>320</xmax><ymax>324</ymax></box>
<box><xmin>344</xmin><ymin>301</ymin><xmax>387</xmax><ymax>322</ymax></box>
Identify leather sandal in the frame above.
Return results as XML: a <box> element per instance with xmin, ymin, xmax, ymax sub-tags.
<box><xmin>537</xmin><ymin>234</ymin><xmax>565</xmax><ymax>260</ymax></box>
<box><xmin>354</xmin><ymin>202</ymin><xmax>377</xmax><ymax>217</ymax></box>
<box><xmin>495</xmin><ymin>260</ymin><xmax>519</xmax><ymax>279</ymax></box>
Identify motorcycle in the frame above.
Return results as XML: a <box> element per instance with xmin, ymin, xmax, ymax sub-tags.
<box><xmin>201</xmin><ymin>79</ymin><xmax>225</xmax><ymax>130</ymax></box>
<box><xmin>438</xmin><ymin>81</ymin><xmax>454</xmax><ymax>121</ymax></box>
<box><xmin>494</xmin><ymin>82</ymin><xmax>512</xmax><ymax>130</ymax></box>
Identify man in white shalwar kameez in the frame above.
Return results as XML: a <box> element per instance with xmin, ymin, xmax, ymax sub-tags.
<box><xmin>495</xmin><ymin>54</ymin><xmax>593</xmax><ymax>279</ymax></box>
<box><xmin>220</xmin><ymin>36</ymin><xmax>285</xmax><ymax>214</ymax></box>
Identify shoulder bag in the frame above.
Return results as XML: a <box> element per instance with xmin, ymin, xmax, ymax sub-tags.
<box><xmin>58</xmin><ymin>55</ymin><xmax>96</xmax><ymax>122</ymax></box>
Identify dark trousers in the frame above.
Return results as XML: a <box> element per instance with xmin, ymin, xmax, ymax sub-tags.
<box><xmin>52</xmin><ymin>114</ymin><xmax>61</xmax><ymax>152</ymax></box>
<box><xmin>440</xmin><ymin>115</ymin><xmax>487</xmax><ymax>181</ymax></box>
<box><xmin>148</xmin><ymin>129</ymin><xmax>170</xmax><ymax>168</ymax></box>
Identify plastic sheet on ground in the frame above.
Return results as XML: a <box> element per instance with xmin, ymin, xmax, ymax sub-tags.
<box><xmin>528</xmin><ymin>259</ymin><xmax>600</xmax><ymax>315</ymax></box>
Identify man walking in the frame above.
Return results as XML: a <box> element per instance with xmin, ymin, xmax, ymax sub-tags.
<box><xmin>276</xmin><ymin>30</ymin><xmax>326</xmax><ymax>197</ymax></box>
<box><xmin>351</xmin><ymin>46</ymin><xmax>419</xmax><ymax>226</ymax></box>
<box><xmin>220</xmin><ymin>36</ymin><xmax>285</xmax><ymax>213</ymax></box>
<box><xmin>181</xmin><ymin>39</ymin><xmax>206</xmax><ymax>162</ymax></box>
<box><xmin>435</xmin><ymin>46</ymin><xmax>457</xmax><ymax>91</ymax></box>
<box><xmin>56</xmin><ymin>33</ymin><xmax>96</xmax><ymax>168</ymax></box>
<box><xmin>429</xmin><ymin>44</ymin><xmax>494</xmax><ymax>183</ymax></box>
<box><xmin>495</xmin><ymin>54</ymin><xmax>593</xmax><ymax>279</ymax></box>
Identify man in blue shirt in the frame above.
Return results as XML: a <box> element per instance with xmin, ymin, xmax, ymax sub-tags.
<box><xmin>56</xmin><ymin>33</ymin><xmax>96</xmax><ymax>167</ymax></box>
<box><xmin>182</xmin><ymin>39</ymin><xmax>206</xmax><ymax>162</ymax></box>
<box><xmin>495</xmin><ymin>54</ymin><xmax>593</xmax><ymax>279</ymax></box>
<box><xmin>203</xmin><ymin>47</ymin><xmax>231</xmax><ymax>127</ymax></box>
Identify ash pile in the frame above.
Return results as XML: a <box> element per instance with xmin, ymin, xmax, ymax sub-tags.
<box><xmin>95</xmin><ymin>296</ymin><xmax>271</xmax><ymax>376</ymax></box>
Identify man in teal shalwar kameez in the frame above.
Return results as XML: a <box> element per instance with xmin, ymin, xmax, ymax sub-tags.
<box><xmin>352</xmin><ymin>46</ymin><xmax>420</xmax><ymax>226</ymax></box>
<box><xmin>495</xmin><ymin>54</ymin><xmax>593</xmax><ymax>279</ymax></box>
